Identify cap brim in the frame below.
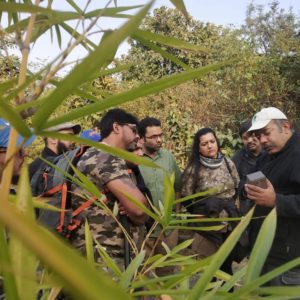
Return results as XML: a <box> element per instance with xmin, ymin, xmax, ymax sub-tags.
<box><xmin>248</xmin><ymin>119</ymin><xmax>271</xmax><ymax>132</ymax></box>
<box><xmin>46</xmin><ymin>123</ymin><xmax>81</xmax><ymax>134</ymax></box>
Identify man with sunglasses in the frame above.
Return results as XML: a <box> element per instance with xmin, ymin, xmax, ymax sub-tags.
<box><xmin>138</xmin><ymin>117</ymin><xmax>181</xmax><ymax>276</ymax></box>
<box><xmin>245</xmin><ymin>107</ymin><xmax>300</xmax><ymax>286</ymax></box>
<box><xmin>71</xmin><ymin>108</ymin><xmax>148</xmax><ymax>271</ymax></box>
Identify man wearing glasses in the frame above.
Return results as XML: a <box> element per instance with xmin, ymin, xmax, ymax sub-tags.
<box><xmin>71</xmin><ymin>108</ymin><xmax>148</xmax><ymax>270</ymax></box>
<box><xmin>138</xmin><ymin>117</ymin><xmax>181</xmax><ymax>275</ymax></box>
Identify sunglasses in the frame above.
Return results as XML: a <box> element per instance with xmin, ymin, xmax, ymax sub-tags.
<box><xmin>121</xmin><ymin>123</ymin><xmax>138</xmax><ymax>135</ymax></box>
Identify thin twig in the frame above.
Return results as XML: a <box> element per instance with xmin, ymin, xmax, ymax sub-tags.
<box><xmin>0</xmin><ymin>0</ymin><xmax>40</xmax><ymax>202</ymax></box>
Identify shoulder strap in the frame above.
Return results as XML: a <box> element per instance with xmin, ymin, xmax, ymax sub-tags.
<box><xmin>224</xmin><ymin>157</ymin><xmax>239</xmax><ymax>203</ymax></box>
<box><xmin>52</xmin><ymin>146</ymin><xmax>87</xmax><ymax>187</ymax></box>
<box><xmin>224</xmin><ymin>157</ymin><xmax>233</xmax><ymax>177</ymax></box>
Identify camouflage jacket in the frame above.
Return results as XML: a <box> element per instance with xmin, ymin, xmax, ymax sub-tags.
<box><xmin>71</xmin><ymin>147</ymin><xmax>145</xmax><ymax>258</ymax></box>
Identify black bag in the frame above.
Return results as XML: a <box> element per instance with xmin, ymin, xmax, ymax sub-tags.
<box><xmin>30</xmin><ymin>146</ymin><xmax>93</xmax><ymax>238</ymax></box>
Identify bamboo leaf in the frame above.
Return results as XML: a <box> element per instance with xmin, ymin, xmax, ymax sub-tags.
<box><xmin>120</xmin><ymin>190</ymin><xmax>160</xmax><ymax>222</ymax></box>
<box><xmin>162</xmin><ymin>171</ymin><xmax>175</xmax><ymax>226</ymax></box>
<box><xmin>188</xmin><ymin>207</ymin><xmax>254</xmax><ymax>299</ymax></box>
<box><xmin>9</xmin><ymin>165</ymin><xmax>37</xmax><ymax>300</ymax></box>
<box><xmin>244</xmin><ymin>208</ymin><xmax>277</xmax><ymax>283</ymax></box>
<box><xmin>0</xmin><ymin>202</ymin><xmax>131</xmax><ymax>300</ymax></box>
<box><xmin>169</xmin><ymin>0</ymin><xmax>189</xmax><ymax>18</ymax></box>
<box><xmin>0</xmin><ymin>77</ymin><xmax>18</xmax><ymax>93</ymax></box>
<box><xmin>0</xmin><ymin>3</ymin><xmax>141</xmax><ymax>21</ymax></box>
<box><xmin>133</xmin><ymin>29</ymin><xmax>208</xmax><ymax>52</ymax></box>
<box><xmin>119</xmin><ymin>250</ymin><xmax>145</xmax><ymax>289</ymax></box>
<box><xmin>0</xmin><ymin>103</ymin><xmax>32</xmax><ymax>137</ymax></box>
<box><xmin>169</xmin><ymin>239</ymin><xmax>194</xmax><ymax>255</ymax></box>
<box><xmin>257</xmin><ymin>286</ymin><xmax>300</xmax><ymax>297</ymax></box>
<box><xmin>54</xmin><ymin>24</ymin><xmax>62</xmax><ymax>49</ymax></box>
<box><xmin>37</xmin><ymin>132</ymin><xmax>160</xmax><ymax>169</ymax></box>
<box><xmin>84</xmin><ymin>220</ymin><xmax>95</xmax><ymax>267</ymax></box>
<box><xmin>132</xmin><ymin>33</ymin><xmax>191</xmax><ymax>70</ymax></box>
<box><xmin>219</xmin><ymin>264</ymin><xmax>247</xmax><ymax>292</ymax></box>
<box><xmin>0</xmin><ymin>2</ymin><xmax>61</xmax><ymax>15</ymax></box>
<box><xmin>65</xmin><ymin>0</ymin><xmax>82</xmax><ymax>14</ymax></box>
<box><xmin>32</xmin><ymin>1</ymin><xmax>154</xmax><ymax>130</ymax></box>
<box><xmin>94</xmin><ymin>240</ymin><xmax>122</xmax><ymax>278</ymax></box>
<box><xmin>228</xmin><ymin>258</ymin><xmax>300</xmax><ymax>299</ymax></box>
<box><xmin>3</xmin><ymin>6</ymin><xmax>144</xmax><ymax>35</ymax></box>
<box><xmin>60</xmin><ymin>22</ymin><xmax>97</xmax><ymax>51</ymax></box>
<box><xmin>42</xmin><ymin>59</ymin><xmax>236</xmax><ymax>129</ymax></box>
<box><xmin>0</xmin><ymin>225</ymin><xmax>19</xmax><ymax>300</ymax></box>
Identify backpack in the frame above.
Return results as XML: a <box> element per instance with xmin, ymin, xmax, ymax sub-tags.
<box><xmin>31</xmin><ymin>146</ymin><xmax>93</xmax><ymax>239</ymax></box>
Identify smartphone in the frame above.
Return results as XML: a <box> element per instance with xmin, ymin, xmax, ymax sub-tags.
<box><xmin>246</xmin><ymin>171</ymin><xmax>267</xmax><ymax>189</ymax></box>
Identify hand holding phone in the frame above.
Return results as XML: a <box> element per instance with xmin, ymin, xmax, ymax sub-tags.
<box><xmin>246</xmin><ymin>171</ymin><xmax>267</xmax><ymax>189</ymax></box>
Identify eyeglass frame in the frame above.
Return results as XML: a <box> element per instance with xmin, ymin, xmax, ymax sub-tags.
<box><xmin>144</xmin><ymin>133</ymin><xmax>164</xmax><ymax>140</ymax></box>
<box><xmin>118</xmin><ymin>123</ymin><xmax>139</xmax><ymax>135</ymax></box>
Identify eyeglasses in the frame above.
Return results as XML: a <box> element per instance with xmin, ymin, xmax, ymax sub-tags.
<box><xmin>145</xmin><ymin>133</ymin><xmax>164</xmax><ymax>140</ymax></box>
<box><xmin>121</xmin><ymin>123</ymin><xmax>138</xmax><ymax>135</ymax></box>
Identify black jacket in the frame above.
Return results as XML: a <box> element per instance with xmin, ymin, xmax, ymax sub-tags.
<box><xmin>249</xmin><ymin>132</ymin><xmax>300</xmax><ymax>267</ymax></box>
<box><xmin>232</xmin><ymin>148</ymin><xmax>263</xmax><ymax>214</ymax></box>
<box><xmin>232</xmin><ymin>148</ymin><xmax>260</xmax><ymax>180</ymax></box>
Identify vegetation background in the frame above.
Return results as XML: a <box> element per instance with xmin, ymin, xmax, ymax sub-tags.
<box><xmin>0</xmin><ymin>0</ymin><xmax>300</xmax><ymax>299</ymax></box>
<box><xmin>2</xmin><ymin>1</ymin><xmax>300</xmax><ymax>168</ymax></box>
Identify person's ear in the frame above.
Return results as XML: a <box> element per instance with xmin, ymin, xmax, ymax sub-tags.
<box><xmin>283</xmin><ymin>121</ymin><xmax>291</xmax><ymax>133</ymax></box>
<box><xmin>112</xmin><ymin>122</ymin><xmax>121</xmax><ymax>134</ymax></box>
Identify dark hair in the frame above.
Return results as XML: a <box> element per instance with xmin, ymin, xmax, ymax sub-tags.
<box><xmin>239</xmin><ymin>119</ymin><xmax>252</xmax><ymax>136</ymax></box>
<box><xmin>188</xmin><ymin>127</ymin><xmax>220</xmax><ymax>165</ymax></box>
<box><xmin>99</xmin><ymin>108</ymin><xmax>139</xmax><ymax>139</ymax></box>
<box><xmin>183</xmin><ymin>127</ymin><xmax>220</xmax><ymax>200</ymax></box>
<box><xmin>139</xmin><ymin>117</ymin><xmax>161</xmax><ymax>137</ymax></box>
<box><xmin>184</xmin><ymin>128</ymin><xmax>221</xmax><ymax>190</ymax></box>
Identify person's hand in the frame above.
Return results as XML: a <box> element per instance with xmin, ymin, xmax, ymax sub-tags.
<box><xmin>245</xmin><ymin>179</ymin><xmax>276</xmax><ymax>207</ymax></box>
<box><xmin>118</xmin><ymin>203</ymin><xmax>128</xmax><ymax>216</ymax></box>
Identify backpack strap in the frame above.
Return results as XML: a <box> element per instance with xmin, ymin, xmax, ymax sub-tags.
<box><xmin>72</xmin><ymin>196</ymin><xmax>98</xmax><ymax>217</ymax></box>
<box><xmin>56</xmin><ymin>182</ymin><xmax>68</xmax><ymax>234</ymax></box>
<box><xmin>224</xmin><ymin>156</ymin><xmax>238</xmax><ymax>186</ymax></box>
<box><xmin>52</xmin><ymin>147</ymin><xmax>85</xmax><ymax>187</ymax></box>
<box><xmin>224</xmin><ymin>157</ymin><xmax>239</xmax><ymax>206</ymax></box>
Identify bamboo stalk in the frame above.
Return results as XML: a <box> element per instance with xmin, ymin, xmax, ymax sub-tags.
<box><xmin>0</xmin><ymin>0</ymin><xmax>40</xmax><ymax>202</ymax></box>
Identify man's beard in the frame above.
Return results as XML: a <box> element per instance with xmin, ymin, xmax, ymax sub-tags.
<box><xmin>145</xmin><ymin>144</ymin><xmax>160</xmax><ymax>154</ymax></box>
<box><xmin>57</xmin><ymin>141</ymin><xmax>71</xmax><ymax>155</ymax></box>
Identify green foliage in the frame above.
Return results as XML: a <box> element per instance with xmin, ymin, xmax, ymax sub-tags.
<box><xmin>119</xmin><ymin>2</ymin><xmax>300</xmax><ymax>165</ymax></box>
<box><xmin>121</xmin><ymin>6</ymin><xmax>230</xmax><ymax>82</ymax></box>
<box><xmin>242</xmin><ymin>0</ymin><xmax>300</xmax><ymax>117</ymax></box>
<box><xmin>0</xmin><ymin>1</ymin><xmax>300</xmax><ymax>299</ymax></box>
<box><xmin>216</xmin><ymin>128</ymin><xmax>242</xmax><ymax>157</ymax></box>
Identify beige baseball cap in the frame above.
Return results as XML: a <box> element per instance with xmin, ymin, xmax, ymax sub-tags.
<box><xmin>46</xmin><ymin>122</ymin><xmax>81</xmax><ymax>134</ymax></box>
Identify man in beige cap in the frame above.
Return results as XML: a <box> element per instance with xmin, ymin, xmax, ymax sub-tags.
<box><xmin>245</xmin><ymin>107</ymin><xmax>300</xmax><ymax>286</ymax></box>
<box><xmin>29</xmin><ymin>122</ymin><xmax>81</xmax><ymax>178</ymax></box>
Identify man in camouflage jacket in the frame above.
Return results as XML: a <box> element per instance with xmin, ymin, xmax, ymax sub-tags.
<box><xmin>71</xmin><ymin>109</ymin><xmax>148</xmax><ymax>271</ymax></box>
